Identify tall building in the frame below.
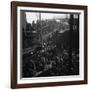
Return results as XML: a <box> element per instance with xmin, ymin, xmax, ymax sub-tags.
<box><xmin>20</xmin><ymin>11</ymin><xmax>27</xmax><ymax>32</ymax></box>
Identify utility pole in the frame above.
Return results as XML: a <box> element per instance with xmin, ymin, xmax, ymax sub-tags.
<box><xmin>39</xmin><ymin>12</ymin><xmax>43</xmax><ymax>47</ymax></box>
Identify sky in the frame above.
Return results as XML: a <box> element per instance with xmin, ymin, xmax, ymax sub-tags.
<box><xmin>26</xmin><ymin>12</ymin><xmax>69</xmax><ymax>23</ymax></box>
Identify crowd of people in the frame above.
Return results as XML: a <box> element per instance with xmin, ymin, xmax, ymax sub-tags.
<box><xmin>22</xmin><ymin>33</ymin><xmax>79</xmax><ymax>77</ymax></box>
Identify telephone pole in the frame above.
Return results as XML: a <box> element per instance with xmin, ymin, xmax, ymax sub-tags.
<box><xmin>39</xmin><ymin>13</ymin><xmax>43</xmax><ymax>47</ymax></box>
